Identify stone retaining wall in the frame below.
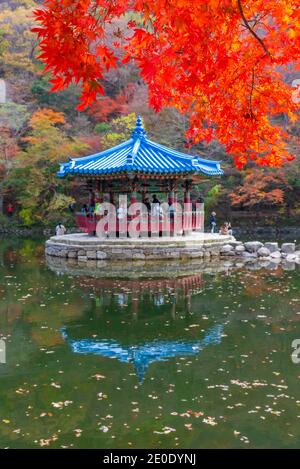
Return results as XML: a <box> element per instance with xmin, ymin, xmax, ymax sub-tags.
<box><xmin>45</xmin><ymin>233</ymin><xmax>233</xmax><ymax>261</ymax></box>
<box><xmin>46</xmin><ymin>243</ymin><xmax>220</xmax><ymax>261</ymax></box>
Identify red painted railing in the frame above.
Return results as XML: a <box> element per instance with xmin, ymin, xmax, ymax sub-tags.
<box><xmin>75</xmin><ymin>210</ymin><xmax>204</xmax><ymax>236</ymax></box>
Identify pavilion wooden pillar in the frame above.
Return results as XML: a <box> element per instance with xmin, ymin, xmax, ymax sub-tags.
<box><xmin>168</xmin><ymin>179</ymin><xmax>177</xmax><ymax>237</ymax></box>
<box><xmin>140</xmin><ymin>188</ymin><xmax>149</xmax><ymax>238</ymax></box>
<box><xmin>168</xmin><ymin>179</ymin><xmax>177</xmax><ymax>205</ymax></box>
<box><xmin>128</xmin><ymin>178</ymin><xmax>140</xmax><ymax>238</ymax></box>
<box><xmin>183</xmin><ymin>180</ymin><xmax>193</xmax><ymax>235</ymax></box>
<box><xmin>97</xmin><ymin>181</ymin><xmax>104</xmax><ymax>203</ymax></box>
<box><xmin>109</xmin><ymin>190</ymin><xmax>115</xmax><ymax>205</ymax></box>
<box><xmin>184</xmin><ymin>180</ymin><xmax>192</xmax><ymax>204</ymax></box>
<box><xmin>109</xmin><ymin>189</ymin><xmax>117</xmax><ymax>239</ymax></box>
<box><xmin>94</xmin><ymin>181</ymin><xmax>104</xmax><ymax>237</ymax></box>
<box><xmin>87</xmin><ymin>179</ymin><xmax>95</xmax><ymax>206</ymax></box>
<box><xmin>128</xmin><ymin>177</ymin><xmax>138</xmax><ymax>204</ymax></box>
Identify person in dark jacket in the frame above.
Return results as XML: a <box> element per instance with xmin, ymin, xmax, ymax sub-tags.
<box><xmin>209</xmin><ymin>211</ymin><xmax>217</xmax><ymax>233</ymax></box>
<box><xmin>152</xmin><ymin>194</ymin><xmax>160</xmax><ymax>205</ymax></box>
<box><xmin>144</xmin><ymin>197</ymin><xmax>151</xmax><ymax>212</ymax></box>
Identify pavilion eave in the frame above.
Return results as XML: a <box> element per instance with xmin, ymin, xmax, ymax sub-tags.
<box><xmin>57</xmin><ymin>116</ymin><xmax>223</xmax><ymax>180</ymax></box>
<box><xmin>64</xmin><ymin>169</ymin><xmax>200</xmax><ymax>181</ymax></box>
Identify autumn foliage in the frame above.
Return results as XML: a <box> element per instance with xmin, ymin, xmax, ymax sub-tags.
<box><xmin>230</xmin><ymin>169</ymin><xmax>287</xmax><ymax>208</ymax></box>
<box><xmin>32</xmin><ymin>1</ymin><xmax>300</xmax><ymax>169</ymax></box>
<box><xmin>87</xmin><ymin>93</ymin><xmax>128</xmax><ymax>122</ymax></box>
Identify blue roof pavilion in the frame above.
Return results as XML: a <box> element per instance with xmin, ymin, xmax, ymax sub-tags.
<box><xmin>57</xmin><ymin>116</ymin><xmax>223</xmax><ymax>179</ymax></box>
<box><xmin>57</xmin><ymin>116</ymin><xmax>223</xmax><ymax>236</ymax></box>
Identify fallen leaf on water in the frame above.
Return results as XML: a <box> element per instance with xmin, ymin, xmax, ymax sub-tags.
<box><xmin>203</xmin><ymin>417</ymin><xmax>217</xmax><ymax>426</ymax></box>
<box><xmin>154</xmin><ymin>426</ymin><xmax>176</xmax><ymax>435</ymax></box>
<box><xmin>52</xmin><ymin>401</ymin><xmax>73</xmax><ymax>409</ymax></box>
<box><xmin>185</xmin><ymin>424</ymin><xmax>193</xmax><ymax>430</ymax></box>
<box><xmin>99</xmin><ymin>425</ymin><xmax>109</xmax><ymax>433</ymax></box>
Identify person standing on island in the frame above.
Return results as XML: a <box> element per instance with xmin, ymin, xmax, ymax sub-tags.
<box><xmin>219</xmin><ymin>222</ymin><xmax>229</xmax><ymax>235</ymax></box>
<box><xmin>7</xmin><ymin>203</ymin><xmax>13</xmax><ymax>218</ymax></box>
<box><xmin>152</xmin><ymin>194</ymin><xmax>160</xmax><ymax>205</ymax></box>
<box><xmin>144</xmin><ymin>197</ymin><xmax>151</xmax><ymax>212</ymax></box>
<box><xmin>55</xmin><ymin>222</ymin><xmax>66</xmax><ymax>236</ymax></box>
<box><xmin>209</xmin><ymin>211</ymin><xmax>217</xmax><ymax>233</ymax></box>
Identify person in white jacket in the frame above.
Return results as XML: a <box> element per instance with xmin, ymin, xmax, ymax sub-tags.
<box><xmin>55</xmin><ymin>223</ymin><xmax>66</xmax><ymax>236</ymax></box>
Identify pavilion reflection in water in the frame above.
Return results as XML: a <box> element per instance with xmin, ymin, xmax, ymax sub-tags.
<box><xmin>77</xmin><ymin>274</ymin><xmax>205</xmax><ymax>316</ymax></box>
<box><xmin>61</xmin><ymin>325</ymin><xmax>223</xmax><ymax>383</ymax></box>
<box><xmin>61</xmin><ymin>274</ymin><xmax>224</xmax><ymax>382</ymax></box>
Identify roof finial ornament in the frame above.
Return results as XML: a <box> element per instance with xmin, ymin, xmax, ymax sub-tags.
<box><xmin>131</xmin><ymin>115</ymin><xmax>147</xmax><ymax>140</ymax></box>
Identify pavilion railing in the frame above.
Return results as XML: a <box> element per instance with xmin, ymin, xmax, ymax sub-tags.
<box><xmin>75</xmin><ymin>203</ymin><xmax>204</xmax><ymax>238</ymax></box>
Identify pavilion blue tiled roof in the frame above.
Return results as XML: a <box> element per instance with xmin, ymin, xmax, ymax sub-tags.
<box><xmin>57</xmin><ymin>116</ymin><xmax>223</xmax><ymax>178</ymax></box>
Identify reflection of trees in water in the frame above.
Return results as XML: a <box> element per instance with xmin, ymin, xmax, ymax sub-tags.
<box><xmin>0</xmin><ymin>304</ymin><xmax>22</xmax><ymax>332</ymax></box>
<box><xmin>0</xmin><ymin>239</ymin><xmax>86</xmax><ymax>347</ymax></box>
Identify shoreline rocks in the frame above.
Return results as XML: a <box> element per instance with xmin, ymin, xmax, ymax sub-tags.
<box><xmin>244</xmin><ymin>241</ymin><xmax>263</xmax><ymax>253</ymax></box>
<box><xmin>220</xmin><ymin>241</ymin><xmax>300</xmax><ymax>265</ymax></box>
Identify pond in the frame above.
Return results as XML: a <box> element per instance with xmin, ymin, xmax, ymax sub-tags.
<box><xmin>0</xmin><ymin>238</ymin><xmax>299</xmax><ymax>449</ymax></box>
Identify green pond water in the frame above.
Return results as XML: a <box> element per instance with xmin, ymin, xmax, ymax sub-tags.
<box><xmin>0</xmin><ymin>238</ymin><xmax>299</xmax><ymax>449</ymax></box>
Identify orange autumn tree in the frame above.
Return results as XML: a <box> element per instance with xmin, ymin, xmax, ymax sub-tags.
<box><xmin>230</xmin><ymin>169</ymin><xmax>288</xmax><ymax>209</ymax></box>
<box><xmin>33</xmin><ymin>0</ymin><xmax>300</xmax><ymax>168</ymax></box>
<box><xmin>87</xmin><ymin>93</ymin><xmax>128</xmax><ymax>123</ymax></box>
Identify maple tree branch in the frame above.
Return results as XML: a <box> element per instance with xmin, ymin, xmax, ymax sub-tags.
<box><xmin>249</xmin><ymin>67</ymin><xmax>256</xmax><ymax>119</ymax></box>
<box><xmin>237</xmin><ymin>0</ymin><xmax>271</xmax><ymax>57</ymax></box>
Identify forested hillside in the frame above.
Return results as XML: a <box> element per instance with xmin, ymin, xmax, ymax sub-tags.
<box><xmin>0</xmin><ymin>0</ymin><xmax>299</xmax><ymax>229</ymax></box>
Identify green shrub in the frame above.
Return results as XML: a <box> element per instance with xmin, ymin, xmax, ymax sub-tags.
<box><xmin>94</xmin><ymin>122</ymin><xmax>109</xmax><ymax>134</ymax></box>
<box><xmin>19</xmin><ymin>208</ymin><xmax>35</xmax><ymax>226</ymax></box>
